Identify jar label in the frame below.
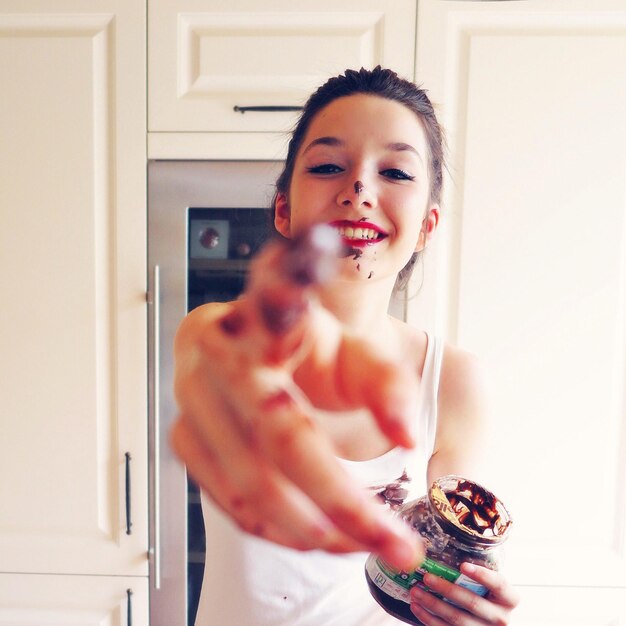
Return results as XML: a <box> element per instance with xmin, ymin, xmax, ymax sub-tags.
<box><xmin>365</xmin><ymin>555</ymin><xmax>488</xmax><ymax>604</ymax></box>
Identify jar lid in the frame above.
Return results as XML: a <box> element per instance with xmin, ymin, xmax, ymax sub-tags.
<box><xmin>429</xmin><ymin>476</ymin><xmax>512</xmax><ymax>546</ymax></box>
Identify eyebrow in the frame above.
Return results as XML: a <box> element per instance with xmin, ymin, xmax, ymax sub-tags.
<box><xmin>301</xmin><ymin>137</ymin><xmax>424</xmax><ymax>163</ymax></box>
<box><xmin>302</xmin><ymin>136</ymin><xmax>343</xmax><ymax>154</ymax></box>
<box><xmin>387</xmin><ymin>142</ymin><xmax>424</xmax><ymax>163</ymax></box>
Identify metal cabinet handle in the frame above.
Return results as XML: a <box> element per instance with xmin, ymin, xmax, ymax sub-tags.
<box><xmin>126</xmin><ymin>588</ymin><xmax>133</xmax><ymax>626</ymax></box>
<box><xmin>233</xmin><ymin>105</ymin><xmax>303</xmax><ymax>113</ymax></box>
<box><xmin>125</xmin><ymin>452</ymin><xmax>132</xmax><ymax>535</ymax></box>
<box><xmin>150</xmin><ymin>264</ymin><xmax>162</xmax><ymax>589</ymax></box>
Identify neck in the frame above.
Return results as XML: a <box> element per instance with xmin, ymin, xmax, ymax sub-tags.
<box><xmin>318</xmin><ymin>274</ymin><xmax>398</xmax><ymax>333</ymax></box>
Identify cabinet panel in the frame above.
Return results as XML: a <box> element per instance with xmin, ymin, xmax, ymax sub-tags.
<box><xmin>0</xmin><ymin>573</ymin><xmax>148</xmax><ymax>626</ymax></box>
<box><xmin>411</xmin><ymin>0</ymin><xmax>626</xmax><ymax>601</ymax></box>
<box><xmin>149</xmin><ymin>0</ymin><xmax>416</xmax><ymax>133</ymax></box>
<box><xmin>0</xmin><ymin>2</ymin><xmax>147</xmax><ymax>576</ymax></box>
<box><xmin>510</xmin><ymin>586</ymin><xmax>626</xmax><ymax>625</ymax></box>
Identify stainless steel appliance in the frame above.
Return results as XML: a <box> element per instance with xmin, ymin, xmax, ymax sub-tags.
<box><xmin>148</xmin><ymin>160</ymin><xmax>283</xmax><ymax>625</ymax></box>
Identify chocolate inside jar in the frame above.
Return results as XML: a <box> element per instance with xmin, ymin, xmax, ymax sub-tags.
<box><xmin>430</xmin><ymin>476</ymin><xmax>512</xmax><ymax>545</ymax></box>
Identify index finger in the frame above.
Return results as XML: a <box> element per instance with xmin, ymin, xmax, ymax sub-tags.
<box><xmin>460</xmin><ymin>563</ymin><xmax>521</xmax><ymax>608</ymax></box>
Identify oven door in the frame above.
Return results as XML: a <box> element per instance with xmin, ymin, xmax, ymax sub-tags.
<box><xmin>147</xmin><ymin>160</ymin><xmax>283</xmax><ymax>626</ymax></box>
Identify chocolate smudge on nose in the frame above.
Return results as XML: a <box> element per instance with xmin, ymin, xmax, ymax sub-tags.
<box><xmin>367</xmin><ymin>271</ymin><xmax>374</xmax><ymax>279</ymax></box>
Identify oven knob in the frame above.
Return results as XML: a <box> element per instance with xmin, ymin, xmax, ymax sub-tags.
<box><xmin>236</xmin><ymin>242</ymin><xmax>251</xmax><ymax>257</ymax></box>
<box><xmin>199</xmin><ymin>227</ymin><xmax>220</xmax><ymax>249</ymax></box>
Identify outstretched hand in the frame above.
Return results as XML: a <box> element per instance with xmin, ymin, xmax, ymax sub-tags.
<box><xmin>170</xmin><ymin>225</ymin><xmax>424</xmax><ymax>570</ymax></box>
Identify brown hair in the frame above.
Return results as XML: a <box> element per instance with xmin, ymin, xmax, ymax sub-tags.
<box><xmin>274</xmin><ymin>66</ymin><xmax>446</xmax><ymax>290</ymax></box>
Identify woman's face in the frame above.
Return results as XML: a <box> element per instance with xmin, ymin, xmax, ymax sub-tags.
<box><xmin>275</xmin><ymin>94</ymin><xmax>438</xmax><ymax>283</ymax></box>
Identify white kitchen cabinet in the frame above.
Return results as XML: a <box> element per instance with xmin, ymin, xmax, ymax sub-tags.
<box><xmin>0</xmin><ymin>0</ymin><xmax>147</xmax><ymax>581</ymax></box>
<box><xmin>409</xmin><ymin>1</ymin><xmax>626</xmax><ymax>622</ymax></box>
<box><xmin>510</xmin><ymin>586</ymin><xmax>626</xmax><ymax>625</ymax></box>
<box><xmin>0</xmin><ymin>573</ymin><xmax>148</xmax><ymax>626</ymax></box>
<box><xmin>148</xmin><ymin>0</ymin><xmax>416</xmax><ymax>158</ymax></box>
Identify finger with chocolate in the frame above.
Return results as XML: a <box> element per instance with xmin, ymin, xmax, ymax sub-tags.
<box><xmin>230</xmin><ymin>224</ymin><xmax>343</xmax><ymax>364</ymax></box>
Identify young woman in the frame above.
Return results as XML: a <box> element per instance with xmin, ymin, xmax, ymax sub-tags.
<box><xmin>171</xmin><ymin>67</ymin><xmax>520</xmax><ymax>625</ymax></box>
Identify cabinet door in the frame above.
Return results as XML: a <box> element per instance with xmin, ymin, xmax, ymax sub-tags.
<box><xmin>410</xmin><ymin>0</ymin><xmax>626</xmax><ymax>620</ymax></box>
<box><xmin>0</xmin><ymin>1</ymin><xmax>147</xmax><ymax>576</ymax></box>
<box><xmin>0</xmin><ymin>573</ymin><xmax>148</xmax><ymax>626</ymax></box>
<box><xmin>511</xmin><ymin>586</ymin><xmax>626</xmax><ymax>626</ymax></box>
<box><xmin>149</xmin><ymin>0</ymin><xmax>416</xmax><ymax>133</ymax></box>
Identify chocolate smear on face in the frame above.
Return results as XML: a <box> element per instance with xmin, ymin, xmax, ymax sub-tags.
<box><xmin>339</xmin><ymin>246</ymin><xmax>363</xmax><ymax>261</ymax></box>
<box><xmin>283</xmin><ymin>224</ymin><xmax>341</xmax><ymax>285</ymax></box>
<box><xmin>367</xmin><ymin>271</ymin><xmax>374</xmax><ymax>279</ymax></box>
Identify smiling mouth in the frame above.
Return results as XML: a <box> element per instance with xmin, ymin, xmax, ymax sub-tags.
<box><xmin>330</xmin><ymin>221</ymin><xmax>387</xmax><ymax>245</ymax></box>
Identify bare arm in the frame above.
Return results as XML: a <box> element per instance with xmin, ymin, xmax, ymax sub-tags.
<box><xmin>410</xmin><ymin>347</ymin><xmax>521</xmax><ymax>626</ymax></box>
<box><xmin>427</xmin><ymin>345</ymin><xmax>492</xmax><ymax>485</ymax></box>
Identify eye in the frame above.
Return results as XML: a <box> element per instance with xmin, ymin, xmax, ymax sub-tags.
<box><xmin>381</xmin><ymin>168</ymin><xmax>415</xmax><ymax>181</ymax></box>
<box><xmin>307</xmin><ymin>163</ymin><xmax>344</xmax><ymax>175</ymax></box>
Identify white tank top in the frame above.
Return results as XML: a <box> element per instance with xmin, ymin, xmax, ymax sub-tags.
<box><xmin>195</xmin><ymin>334</ymin><xmax>444</xmax><ymax>626</ymax></box>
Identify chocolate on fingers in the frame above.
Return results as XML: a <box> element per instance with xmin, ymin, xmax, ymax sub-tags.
<box><xmin>227</xmin><ymin>224</ymin><xmax>344</xmax><ymax>364</ymax></box>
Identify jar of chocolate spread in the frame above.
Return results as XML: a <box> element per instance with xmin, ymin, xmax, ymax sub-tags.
<box><xmin>365</xmin><ymin>475</ymin><xmax>513</xmax><ymax>625</ymax></box>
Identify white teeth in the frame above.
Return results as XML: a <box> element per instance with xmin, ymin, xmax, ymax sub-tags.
<box><xmin>336</xmin><ymin>225</ymin><xmax>380</xmax><ymax>241</ymax></box>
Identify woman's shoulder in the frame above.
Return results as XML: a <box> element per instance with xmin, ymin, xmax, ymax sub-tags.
<box><xmin>440</xmin><ymin>342</ymin><xmax>485</xmax><ymax>385</ymax></box>
<box><xmin>428</xmin><ymin>341</ymin><xmax>492</xmax><ymax>475</ymax></box>
<box><xmin>438</xmin><ymin>342</ymin><xmax>491</xmax><ymax>421</ymax></box>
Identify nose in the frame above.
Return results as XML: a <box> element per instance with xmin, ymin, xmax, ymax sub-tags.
<box><xmin>337</xmin><ymin>179</ymin><xmax>374</xmax><ymax>210</ymax></box>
